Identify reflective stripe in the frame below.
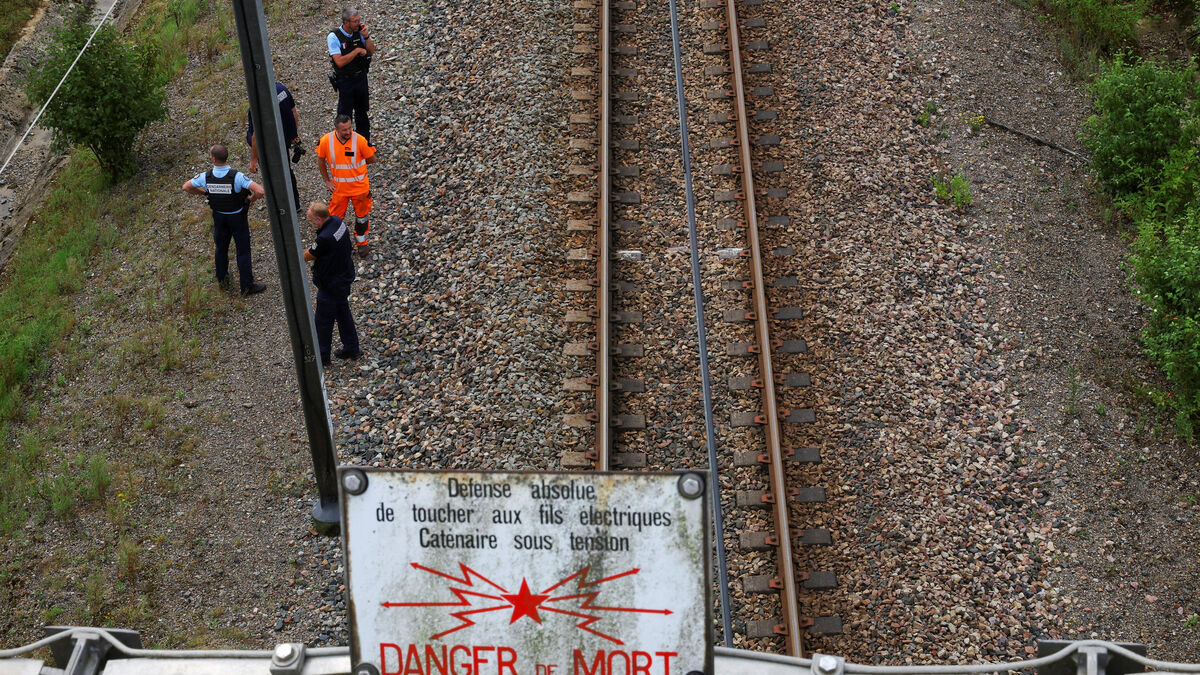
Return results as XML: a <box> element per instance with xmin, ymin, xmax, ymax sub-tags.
<box><xmin>326</xmin><ymin>131</ymin><xmax>369</xmax><ymax>187</ymax></box>
<box><xmin>327</xmin><ymin>134</ymin><xmax>363</xmax><ymax>168</ymax></box>
<box><xmin>332</xmin><ymin>133</ymin><xmax>363</xmax><ymax>169</ymax></box>
<box><xmin>333</xmin><ymin>223</ymin><xmax>347</xmax><ymax>240</ymax></box>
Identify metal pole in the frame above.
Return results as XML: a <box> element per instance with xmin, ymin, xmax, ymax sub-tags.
<box><xmin>230</xmin><ymin>0</ymin><xmax>340</xmax><ymax>526</ymax></box>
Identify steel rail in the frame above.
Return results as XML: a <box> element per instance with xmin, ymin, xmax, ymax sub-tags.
<box><xmin>593</xmin><ymin>0</ymin><xmax>613</xmax><ymax>471</ymax></box>
<box><xmin>722</xmin><ymin>0</ymin><xmax>804</xmax><ymax>656</ymax></box>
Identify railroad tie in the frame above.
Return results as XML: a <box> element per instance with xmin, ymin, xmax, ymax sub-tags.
<box><xmin>732</xmin><ymin>447</ymin><xmax>821</xmax><ymax>467</ymax></box>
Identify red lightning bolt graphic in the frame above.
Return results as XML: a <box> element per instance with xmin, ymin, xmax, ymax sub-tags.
<box><xmin>380</xmin><ymin>563</ymin><xmax>512</xmax><ymax>640</ymax></box>
<box><xmin>540</xmin><ymin>566</ymin><xmax>671</xmax><ymax>644</ymax></box>
<box><xmin>384</xmin><ymin>563</ymin><xmax>670</xmax><ymax>643</ymax></box>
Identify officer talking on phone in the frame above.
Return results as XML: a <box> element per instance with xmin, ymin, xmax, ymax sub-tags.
<box><xmin>327</xmin><ymin>7</ymin><xmax>375</xmax><ymax>145</ymax></box>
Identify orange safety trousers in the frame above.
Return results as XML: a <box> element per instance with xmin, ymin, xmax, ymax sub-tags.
<box><xmin>324</xmin><ymin>131</ymin><xmax>372</xmax><ymax>248</ymax></box>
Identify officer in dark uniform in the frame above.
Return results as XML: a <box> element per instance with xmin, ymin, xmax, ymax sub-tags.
<box><xmin>303</xmin><ymin>201</ymin><xmax>360</xmax><ymax>366</ymax></box>
<box><xmin>327</xmin><ymin>7</ymin><xmax>375</xmax><ymax>145</ymax></box>
<box><xmin>182</xmin><ymin>144</ymin><xmax>267</xmax><ymax>295</ymax></box>
<box><xmin>247</xmin><ymin>80</ymin><xmax>302</xmax><ymax>211</ymax></box>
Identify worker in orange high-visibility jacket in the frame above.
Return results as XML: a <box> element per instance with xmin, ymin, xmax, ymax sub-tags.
<box><xmin>316</xmin><ymin>113</ymin><xmax>377</xmax><ymax>257</ymax></box>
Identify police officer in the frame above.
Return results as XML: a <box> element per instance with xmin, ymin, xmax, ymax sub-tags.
<box><xmin>327</xmin><ymin>7</ymin><xmax>375</xmax><ymax>145</ymax></box>
<box><xmin>303</xmin><ymin>201</ymin><xmax>360</xmax><ymax>367</ymax></box>
<box><xmin>182</xmin><ymin>144</ymin><xmax>267</xmax><ymax>296</ymax></box>
<box><xmin>247</xmin><ymin>80</ymin><xmax>302</xmax><ymax>211</ymax></box>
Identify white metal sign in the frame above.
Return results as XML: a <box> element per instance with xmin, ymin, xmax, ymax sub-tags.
<box><xmin>340</xmin><ymin>469</ymin><xmax>711</xmax><ymax>675</ymax></box>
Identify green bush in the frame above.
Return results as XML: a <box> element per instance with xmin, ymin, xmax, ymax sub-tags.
<box><xmin>1043</xmin><ymin>0</ymin><xmax>1147</xmax><ymax>55</ymax></box>
<box><xmin>1083</xmin><ymin>54</ymin><xmax>1200</xmax><ymax>198</ymax></box>
<box><xmin>25</xmin><ymin>8</ymin><xmax>167</xmax><ymax>180</ymax></box>
<box><xmin>1129</xmin><ymin>135</ymin><xmax>1200</xmax><ymax>220</ymax></box>
<box><xmin>1131</xmin><ymin>210</ymin><xmax>1200</xmax><ymax>436</ymax></box>
<box><xmin>1081</xmin><ymin>51</ymin><xmax>1200</xmax><ymax>440</ymax></box>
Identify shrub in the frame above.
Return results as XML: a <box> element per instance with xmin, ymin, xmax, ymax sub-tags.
<box><xmin>25</xmin><ymin>7</ymin><xmax>167</xmax><ymax>180</ymax></box>
<box><xmin>1043</xmin><ymin>0</ymin><xmax>1147</xmax><ymax>58</ymax></box>
<box><xmin>1083</xmin><ymin>54</ymin><xmax>1200</xmax><ymax>198</ymax></box>
<box><xmin>1128</xmin><ymin>134</ymin><xmax>1200</xmax><ymax>221</ymax></box>
<box><xmin>1131</xmin><ymin>210</ymin><xmax>1200</xmax><ymax>433</ymax></box>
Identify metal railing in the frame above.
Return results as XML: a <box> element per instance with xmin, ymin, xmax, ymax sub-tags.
<box><xmin>3</xmin><ymin>628</ymin><xmax>1196</xmax><ymax>675</ymax></box>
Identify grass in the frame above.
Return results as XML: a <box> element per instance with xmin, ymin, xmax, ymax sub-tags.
<box><xmin>0</xmin><ymin>0</ymin><xmax>256</xmax><ymax>642</ymax></box>
<box><xmin>0</xmin><ymin>0</ymin><xmax>41</xmax><ymax>61</ymax></box>
<box><xmin>0</xmin><ymin>153</ymin><xmax>120</xmax><ymax>536</ymax></box>
<box><xmin>117</xmin><ymin>538</ymin><xmax>142</xmax><ymax>581</ymax></box>
<box><xmin>0</xmin><ymin>153</ymin><xmax>106</xmax><ymax>422</ymax></box>
<box><xmin>83</xmin><ymin>454</ymin><xmax>112</xmax><ymax>500</ymax></box>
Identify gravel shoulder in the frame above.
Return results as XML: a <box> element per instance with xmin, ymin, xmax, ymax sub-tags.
<box><xmin>907</xmin><ymin>0</ymin><xmax>1200</xmax><ymax>660</ymax></box>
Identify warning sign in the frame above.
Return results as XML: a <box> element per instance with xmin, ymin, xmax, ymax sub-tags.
<box><xmin>339</xmin><ymin>469</ymin><xmax>711</xmax><ymax>675</ymax></box>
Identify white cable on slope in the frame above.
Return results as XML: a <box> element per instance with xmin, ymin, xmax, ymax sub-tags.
<box><xmin>0</xmin><ymin>0</ymin><xmax>121</xmax><ymax>176</ymax></box>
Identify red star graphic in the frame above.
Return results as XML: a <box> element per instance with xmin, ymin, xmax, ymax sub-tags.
<box><xmin>500</xmin><ymin>578</ymin><xmax>551</xmax><ymax>624</ymax></box>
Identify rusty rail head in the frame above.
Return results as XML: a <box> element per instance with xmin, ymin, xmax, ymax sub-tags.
<box><xmin>595</xmin><ymin>0</ymin><xmax>612</xmax><ymax>471</ymax></box>
<box><xmin>723</xmin><ymin>0</ymin><xmax>803</xmax><ymax>658</ymax></box>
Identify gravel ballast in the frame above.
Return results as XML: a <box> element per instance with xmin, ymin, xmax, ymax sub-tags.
<box><xmin>1</xmin><ymin>0</ymin><xmax>1198</xmax><ymax>663</ymax></box>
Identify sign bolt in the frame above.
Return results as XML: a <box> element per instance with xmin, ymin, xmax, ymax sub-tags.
<box><xmin>677</xmin><ymin>472</ymin><xmax>704</xmax><ymax>499</ymax></box>
<box><xmin>274</xmin><ymin>644</ymin><xmax>294</xmax><ymax>661</ymax></box>
<box><xmin>342</xmin><ymin>469</ymin><xmax>368</xmax><ymax>495</ymax></box>
<box><xmin>816</xmin><ymin>655</ymin><xmax>840</xmax><ymax>674</ymax></box>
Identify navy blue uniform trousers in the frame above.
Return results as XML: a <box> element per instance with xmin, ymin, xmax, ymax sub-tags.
<box><xmin>315</xmin><ymin>288</ymin><xmax>359</xmax><ymax>361</ymax></box>
<box><xmin>337</xmin><ymin>77</ymin><xmax>370</xmax><ymax>144</ymax></box>
<box><xmin>212</xmin><ymin>210</ymin><xmax>254</xmax><ymax>291</ymax></box>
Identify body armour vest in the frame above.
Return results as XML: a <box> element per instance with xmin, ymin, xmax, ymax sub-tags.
<box><xmin>330</xmin><ymin>27</ymin><xmax>370</xmax><ymax>80</ymax></box>
<box><xmin>204</xmin><ymin>168</ymin><xmax>249</xmax><ymax>212</ymax></box>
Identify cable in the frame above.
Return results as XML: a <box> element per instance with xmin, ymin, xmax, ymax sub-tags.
<box><xmin>665</xmin><ymin>0</ymin><xmax>733</xmax><ymax>647</ymax></box>
<box><xmin>0</xmin><ymin>0</ymin><xmax>120</xmax><ymax>176</ymax></box>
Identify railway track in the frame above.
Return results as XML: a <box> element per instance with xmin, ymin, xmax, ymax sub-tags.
<box><xmin>695</xmin><ymin>0</ymin><xmax>843</xmax><ymax>652</ymax></box>
<box><xmin>559</xmin><ymin>0</ymin><xmax>841</xmax><ymax>654</ymax></box>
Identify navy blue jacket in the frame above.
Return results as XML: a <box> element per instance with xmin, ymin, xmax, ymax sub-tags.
<box><xmin>246</xmin><ymin>82</ymin><xmax>298</xmax><ymax>146</ymax></box>
<box><xmin>310</xmin><ymin>216</ymin><xmax>355</xmax><ymax>296</ymax></box>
